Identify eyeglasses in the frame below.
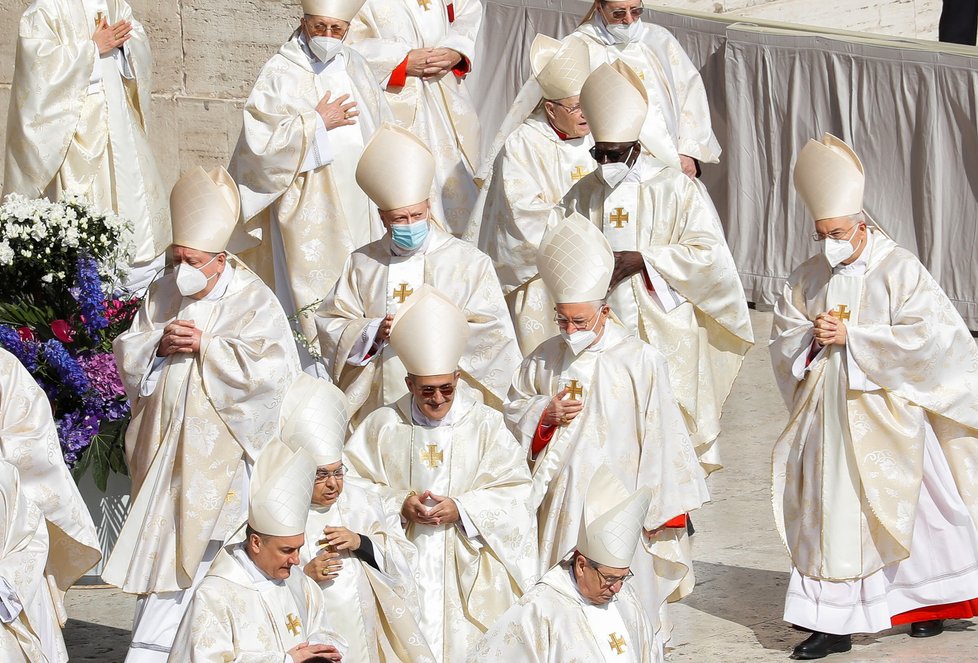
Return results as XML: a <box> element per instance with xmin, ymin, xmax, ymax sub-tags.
<box><xmin>418</xmin><ymin>384</ymin><xmax>455</xmax><ymax>399</ymax></box>
<box><xmin>606</xmin><ymin>7</ymin><xmax>644</xmax><ymax>20</ymax></box>
<box><xmin>589</xmin><ymin>143</ymin><xmax>637</xmax><ymax>164</ymax></box>
<box><xmin>550</xmin><ymin>100</ymin><xmax>582</xmax><ymax>114</ymax></box>
<box><xmin>554</xmin><ymin>308</ymin><xmax>602</xmax><ymax>331</ymax></box>
<box><xmin>590</xmin><ymin>564</ymin><xmax>634</xmax><ymax>588</ymax></box>
<box><xmin>304</xmin><ymin>18</ymin><xmax>348</xmax><ymax>37</ymax></box>
<box><xmin>315</xmin><ymin>464</ymin><xmax>346</xmax><ymax>482</ymax></box>
<box><xmin>810</xmin><ymin>223</ymin><xmax>857</xmax><ymax>242</ymax></box>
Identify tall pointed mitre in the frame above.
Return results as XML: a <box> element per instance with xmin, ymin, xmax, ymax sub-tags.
<box><xmin>355</xmin><ymin>124</ymin><xmax>435</xmax><ymax>211</ymax></box>
<box><xmin>531</xmin><ymin>34</ymin><xmax>590</xmax><ymax>101</ymax></box>
<box><xmin>579</xmin><ymin>60</ymin><xmax>647</xmax><ymax>143</ymax></box>
<box><xmin>389</xmin><ymin>285</ymin><xmax>469</xmax><ymax>376</ymax></box>
<box><xmin>793</xmin><ymin>133</ymin><xmax>865</xmax><ymax>221</ymax></box>
<box><xmin>280</xmin><ymin>373</ymin><xmax>350</xmax><ymax>466</ymax></box>
<box><xmin>537</xmin><ymin>211</ymin><xmax>614</xmax><ymax>303</ymax></box>
<box><xmin>301</xmin><ymin>0</ymin><xmax>365</xmax><ymax>21</ymax></box>
<box><xmin>577</xmin><ymin>466</ymin><xmax>652</xmax><ymax>568</ymax></box>
<box><xmin>248</xmin><ymin>440</ymin><xmax>316</xmax><ymax>537</ymax></box>
<box><xmin>170</xmin><ymin>166</ymin><xmax>240</xmax><ymax>253</ymax></box>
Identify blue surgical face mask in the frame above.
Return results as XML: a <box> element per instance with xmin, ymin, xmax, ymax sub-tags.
<box><xmin>390</xmin><ymin>218</ymin><xmax>429</xmax><ymax>250</ymax></box>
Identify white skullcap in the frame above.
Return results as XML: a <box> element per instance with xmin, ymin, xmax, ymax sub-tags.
<box><xmin>580</xmin><ymin>60</ymin><xmax>648</xmax><ymax>144</ymax></box>
<box><xmin>248</xmin><ymin>440</ymin><xmax>316</xmax><ymax>537</ymax></box>
<box><xmin>356</xmin><ymin>124</ymin><xmax>435</xmax><ymax>211</ymax></box>
<box><xmin>389</xmin><ymin>284</ymin><xmax>469</xmax><ymax>376</ymax></box>
<box><xmin>280</xmin><ymin>373</ymin><xmax>350</xmax><ymax>466</ymax></box>
<box><xmin>301</xmin><ymin>0</ymin><xmax>365</xmax><ymax>21</ymax></box>
<box><xmin>577</xmin><ymin>466</ymin><xmax>652</xmax><ymax>568</ymax></box>
<box><xmin>531</xmin><ymin>34</ymin><xmax>591</xmax><ymax>101</ymax></box>
<box><xmin>537</xmin><ymin>211</ymin><xmax>614</xmax><ymax>303</ymax></box>
<box><xmin>170</xmin><ymin>166</ymin><xmax>240</xmax><ymax>253</ymax></box>
<box><xmin>793</xmin><ymin>133</ymin><xmax>865</xmax><ymax>221</ymax></box>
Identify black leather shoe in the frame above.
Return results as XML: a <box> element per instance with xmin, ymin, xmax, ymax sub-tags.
<box><xmin>909</xmin><ymin>619</ymin><xmax>944</xmax><ymax>638</ymax></box>
<box><xmin>790</xmin><ymin>632</ymin><xmax>852</xmax><ymax>659</ymax></box>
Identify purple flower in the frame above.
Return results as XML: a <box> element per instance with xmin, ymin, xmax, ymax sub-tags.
<box><xmin>42</xmin><ymin>339</ymin><xmax>90</xmax><ymax>395</ymax></box>
<box><xmin>76</xmin><ymin>256</ymin><xmax>108</xmax><ymax>336</ymax></box>
<box><xmin>55</xmin><ymin>410</ymin><xmax>100</xmax><ymax>466</ymax></box>
<box><xmin>78</xmin><ymin>352</ymin><xmax>126</xmax><ymax>400</ymax></box>
<box><xmin>0</xmin><ymin>324</ymin><xmax>39</xmax><ymax>372</ymax></box>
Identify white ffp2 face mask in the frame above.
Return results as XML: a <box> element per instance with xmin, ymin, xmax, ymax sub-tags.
<box><xmin>560</xmin><ymin>328</ymin><xmax>598</xmax><ymax>355</ymax></box>
<box><xmin>174</xmin><ymin>256</ymin><xmax>218</xmax><ymax>297</ymax></box>
<box><xmin>606</xmin><ymin>20</ymin><xmax>642</xmax><ymax>44</ymax></box>
<box><xmin>597</xmin><ymin>162</ymin><xmax>632</xmax><ymax>188</ymax></box>
<box><xmin>822</xmin><ymin>228</ymin><xmax>864</xmax><ymax>269</ymax></box>
<box><xmin>309</xmin><ymin>36</ymin><xmax>343</xmax><ymax>63</ymax></box>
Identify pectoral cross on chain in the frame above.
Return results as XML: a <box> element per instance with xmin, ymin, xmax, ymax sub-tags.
<box><xmin>609</xmin><ymin>632</ymin><xmax>627</xmax><ymax>655</ymax></box>
<box><xmin>393</xmin><ymin>282</ymin><xmax>414</xmax><ymax>304</ymax></box>
<box><xmin>829</xmin><ymin>305</ymin><xmax>851</xmax><ymax>321</ymax></box>
<box><xmin>609</xmin><ymin>208</ymin><xmax>629</xmax><ymax>229</ymax></box>
<box><xmin>285</xmin><ymin>613</ymin><xmax>302</xmax><ymax>637</ymax></box>
<box><xmin>418</xmin><ymin>0</ymin><xmax>432</xmax><ymax>10</ymax></box>
<box><xmin>420</xmin><ymin>444</ymin><xmax>443</xmax><ymax>468</ymax></box>
<box><xmin>566</xmin><ymin>379</ymin><xmax>583</xmax><ymax>400</ymax></box>
<box><xmin>571</xmin><ymin>166</ymin><xmax>589</xmax><ymax>182</ymax></box>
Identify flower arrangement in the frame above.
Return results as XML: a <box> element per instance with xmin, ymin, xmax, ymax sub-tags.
<box><xmin>0</xmin><ymin>193</ymin><xmax>138</xmax><ymax>491</ymax></box>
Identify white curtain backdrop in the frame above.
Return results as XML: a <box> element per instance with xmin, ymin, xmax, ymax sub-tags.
<box><xmin>471</xmin><ymin>2</ymin><xmax>978</xmax><ymax>328</ymax></box>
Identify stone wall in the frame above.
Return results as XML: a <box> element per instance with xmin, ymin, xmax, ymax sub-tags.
<box><xmin>0</xmin><ymin>0</ymin><xmax>944</xmax><ymax>192</ymax></box>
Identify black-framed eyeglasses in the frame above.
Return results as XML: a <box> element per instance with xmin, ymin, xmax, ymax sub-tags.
<box><xmin>315</xmin><ymin>464</ymin><xmax>346</xmax><ymax>482</ymax></box>
<box><xmin>590</xmin><ymin>563</ymin><xmax>634</xmax><ymax>588</ymax></box>
<box><xmin>589</xmin><ymin>143</ymin><xmax>637</xmax><ymax>164</ymax></box>
<box><xmin>607</xmin><ymin>7</ymin><xmax>644</xmax><ymax>20</ymax></box>
<box><xmin>418</xmin><ymin>384</ymin><xmax>455</xmax><ymax>399</ymax></box>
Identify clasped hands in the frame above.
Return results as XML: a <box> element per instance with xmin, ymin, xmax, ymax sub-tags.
<box><xmin>813</xmin><ymin>311</ymin><xmax>848</xmax><ymax>347</ymax></box>
<box><xmin>542</xmin><ymin>387</ymin><xmax>583</xmax><ymax>427</ymax></box>
<box><xmin>156</xmin><ymin>320</ymin><xmax>201</xmax><ymax>357</ymax></box>
<box><xmin>405</xmin><ymin>47</ymin><xmax>463</xmax><ymax>80</ymax></box>
<box><xmin>402</xmin><ymin>490</ymin><xmax>460</xmax><ymax>526</ymax></box>
<box><xmin>303</xmin><ymin>526</ymin><xmax>360</xmax><ymax>582</ymax></box>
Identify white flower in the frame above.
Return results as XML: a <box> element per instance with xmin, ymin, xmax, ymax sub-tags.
<box><xmin>0</xmin><ymin>241</ymin><xmax>13</xmax><ymax>265</ymax></box>
<box><xmin>41</xmin><ymin>273</ymin><xmax>54</xmax><ymax>283</ymax></box>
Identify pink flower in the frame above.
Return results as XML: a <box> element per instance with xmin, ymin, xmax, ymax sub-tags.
<box><xmin>50</xmin><ymin>319</ymin><xmax>75</xmax><ymax>343</ymax></box>
<box><xmin>16</xmin><ymin>326</ymin><xmax>36</xmax><ymax>343</ymax></box>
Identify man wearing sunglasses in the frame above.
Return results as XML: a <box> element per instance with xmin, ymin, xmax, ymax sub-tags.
<box><xmin>559</xmin><ymin>0</ymin><xmax>720</xmax><ymax>179</ymax></box>
<box><xmin>470</xmin><ymin>468</ymin><xmax>664</xmax><ymax>662</ymax></box>
<box><xmin>555</xmin><ymin>62</ymin><xmax>753</xmax><ymax>478</ymax></box>
<box><xmin>276</xmin><ymin>374</ymin><xmax>433</xmax><ymax>663</ymax></box>
<box><xmin>771</xmin><ymin>134</ymin><xmax>978</xmax><ymax>660</ymax></box>
<box><xmin>345</xmin><ymin>286</ymin><xmax>537</xmax><ymax>662</ymax></box>
<box><xmin>467</xmin><ymin>34</ymin><xmax>595</xmax><ymax>355</ymax></box>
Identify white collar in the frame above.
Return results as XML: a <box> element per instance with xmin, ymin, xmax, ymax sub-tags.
<box><xmin>410</xmin><ymin>397</ymin><xmax>456</xmax><ymax>428</ymax></box>
<box><xmin>833</xmin><ymin>227</ymin><xmax>875</xmax><ymax>277</ymax></box>
<box><xmin>201</xmin><ymin>263</ymin><xmax>234</xmax><ymax>301</ymax></box>
<box><xmin>232</xmin><ymin>542</ymin><xmax>286</xmax><ymax>588</ymax></box>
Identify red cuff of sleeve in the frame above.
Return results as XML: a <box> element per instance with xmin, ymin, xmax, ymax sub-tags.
<box><xmin>388</xmin><ymin>57</ymin><xmax>409</xmax><ymax>89</ymax></box>
<box><xmin>452</xmin><ymin>55</ymin><xmax>471</xmax><ymax>78</ymax></box>
<box><xmin>532</xmin><ymin>416</ymin><xmax>557</xmax><ymax>455</ymax></box>
<box><xmin>447</xmin><ymin>2</ymin><xmax>456</xmax><ymax>22</ymax></box>
<box><xmin>641</xmin><ymin>268</ymin><xmax>655</xmax><ymax>292</ymax></box>
<box><xmin>663</xmin><ymin>514</ymin><xmax>687</xmax><ymax>528</ymax></box>
<box><xmin>805</xmin><ymin>339</ymin><xmax>821</xmax><ymax>367</ymax></box>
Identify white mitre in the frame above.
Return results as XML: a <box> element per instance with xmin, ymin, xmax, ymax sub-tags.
<box><xmin>580</xmin><ymin>60</ymin><xmax>647</xmax><ymax>143</ymax></box>
<box><xmin>301</xmin><ymin>0</ymin><xmax>365</xmax><ymax>21</ymax></box>
<box><xmin>280</xmin><ymin>373</ymin><xmax>350</xmax><ymax>466</ymax></box>
<box><xmin>170</xmin><ymin>166</ymin><xmax>240</xmax><ymax>253</ymax></box>
<box><xmin>355</xmin><ymin>124</ymin><xmax>435</xmax><ymax>211</ymax></box>
<box><xmin>389</xmin><ymin>285</ymin><xmax>469</xmax><ymax>377</ymax></box>
<box><xmin>248</xmin><ymin>440</ymin><xmax>316</xmax><ymax>537</ymax></box>
<box><xmin>577</xmin><ymin>466</ymin><xmax>652</xmax><ymax>568</ymax></box>
<box><xmin>531</xmin><ymin>34</ymin><xmax>590</xmax><ymax>101</ymax></box>
<box><xmin>537</xmin><ymin>211</ymin><xmax>614</xmax><ymax>304</ymax></box>
<box><xmin>793</xmin><ymin>133</ymin><xmax>865</xmax><ymax>221</ymax></box>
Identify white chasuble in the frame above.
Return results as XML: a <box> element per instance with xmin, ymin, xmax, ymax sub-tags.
<box><xmin>0</xmin><ymin>350</ymin><xmax>101</xmax><ymax>626</ymax></box>
<box><xmin>558</xmin><ymin>158</ymin><xmax>753</xmax><ymax>473</ymax></box>
<box><xmin>345</xmin><ymin>395</ymin><xmax>538</xmax><ymax>662</ymax></box>
<box><xmin>315</xmin><ymin>228</ymin><xmax>520</xmax><ymax>425</ymax></box>
<box><xmin>465</xmin><ymin>112</ymin><xmax>593</xmax><ymax>355</ymax></box>
<box><xmin>106</xmin><ymin>261</ymin><xmax>301</xmax><ymax>594</ymax></box>
<box><xmin>168</xmin><ymin>545</ymin><xmax>346</xmax><ymax>662</ymax></box>
<box><xmin>466</xmin><ymin>565</ymin><xmax>660</xmax><ymax>663</ymax></box>
<box><xmin>771</xmin><ymin>230</ymin><xmax>978</xmax><ymax>582</ymax></box>
<box><xmin>565</xmin><ymin>19</ymin><xmax>721</xmax><ymax>167</ymax></box>
<box><xmin>505</xmin><ymin>322</ymin><xmax>708</xmax><ymax>625</ymax></box>
<box><xmin>4</xmin><ymin>0</ymin><xmax>170</xmax><ymax>265</ymax></box>
<box><xmin>347</xmin><ymin>0</ymin><xmax>483</xmax><ymax>233</ymax></box>
<box><xmin>230</xmin><ymin>37</ymin><xmax>389</xmax><ymax>353</ymax></box>
<box><xmin>300</xmin><ymin>483</ymin><xmax>432</xmax><ymax>663</ymax></box>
